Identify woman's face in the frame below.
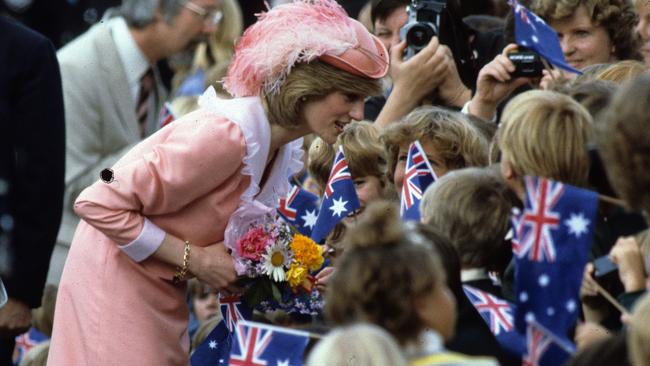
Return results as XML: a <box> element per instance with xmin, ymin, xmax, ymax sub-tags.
<box><xmin>374</xmin><ymin>7</ymin><xmax>409</xmax><ymax>53</ymax></box>
<box><xmin>415</xmin><ymin>282</ymin><xmax>457</xmax><ymax>342</ymax></box>
<box><xmin>192</xmin><ymin>286</ymin><xmax>219</xmax><ymax>324</ymax></box>
<box><xmin>302</xmin><ymin>91</ymin><xmax>366</xmax><ymax>145</ymax></box>
<box><xmin>635</xmin><ymin>1</ymin><xmax>650</xmax><ymax>65</ymax></box>
<box><xmin>393</xmin><ymin>141</ymin><xmax>449</xmax><ymax>196</ymax></box>
<box><xmin>549</xmin><ymin>4</ymin><xmax>616</xmax><ymax>70</ymax></box>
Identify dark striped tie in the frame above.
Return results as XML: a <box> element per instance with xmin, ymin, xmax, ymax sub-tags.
<box><xmin>137</xmin><ymin>68</ymin><xmax>154</xmax><ymax>138</ymax></box>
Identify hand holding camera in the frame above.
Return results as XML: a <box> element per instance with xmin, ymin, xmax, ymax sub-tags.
<box><xmin>468</xmin><ymin>43</ymin><xmax>537</xmax><ymax>121</ymax></box>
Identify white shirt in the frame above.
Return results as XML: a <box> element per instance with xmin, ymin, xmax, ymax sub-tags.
<box><xmin>109</xmin><ymin>16</ymin><xmax>151</xmax><ymax>104</ymax></box>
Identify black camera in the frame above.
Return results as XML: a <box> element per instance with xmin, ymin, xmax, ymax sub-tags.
<box><xmin>400</xmin><ymin>0</ymin><xmax>447</xmax><ymax>60</ymax></box>
<box><xmin>507</xmin><ymin>48</ymin><xmax>544</xmax><ymax>78</ymax></box>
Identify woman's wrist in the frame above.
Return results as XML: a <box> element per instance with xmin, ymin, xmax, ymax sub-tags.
<box><xmin>172</xmin><ymin>241</ymin><xmax>192</xmax><ymax>284</ymax></box>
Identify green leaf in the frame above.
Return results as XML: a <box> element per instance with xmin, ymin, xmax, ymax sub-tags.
<box><xmin>271</xmin><ymin>282</ymin><xmax>283</xmax><ymax>303</ymax></box>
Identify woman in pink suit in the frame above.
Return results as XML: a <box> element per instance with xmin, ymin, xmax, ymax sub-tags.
<box><xmin>47</xmin><ymin>1</ymin><xmax>388</xmax><ymax>364</ymax></box>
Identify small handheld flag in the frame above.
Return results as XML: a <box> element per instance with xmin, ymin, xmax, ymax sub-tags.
<box><xmin>278</xmin><ymin>184</ymin><xmax>320</xmax><ymax>236</ymax></box>
<box><xmin>310</xmin><ymin>146</ymin><xmax>360</xmax><ymax>243</ymax></box>
<box><xmin>230</xmin><ymin>320</ymin><xmax>310</xmax><ymax>366</ymax></box>
<box><xmin>511</xmin><ymin>0</ymin><xmax>582</xmax><ymax>74</ymax></box>
<box><xmin>400</xmin><ymin>140</ymin><xmax>437</xmax><ymax>221</ymax></box>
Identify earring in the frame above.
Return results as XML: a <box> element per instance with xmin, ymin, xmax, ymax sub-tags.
<box><xmin>300</xmin><ymin>96</ymin><xmax>307</xmax><ymax>102</ymax></box>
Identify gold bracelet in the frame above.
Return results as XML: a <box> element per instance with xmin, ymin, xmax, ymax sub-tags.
<box><xmin>173</xmin><ymin>241</ymin><xmax>191</xmax><ymax>284</ymax></box>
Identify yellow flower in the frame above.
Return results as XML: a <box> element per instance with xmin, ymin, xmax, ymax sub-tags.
<box><xmin>290</xmin><ymin>234</ymin><xmax>324</xmax><ymax>271</ymax></box>
<box><xmin>286</xmin><ymin>263</ymin><xmax>308</xmax><ymax>288</ymax></box>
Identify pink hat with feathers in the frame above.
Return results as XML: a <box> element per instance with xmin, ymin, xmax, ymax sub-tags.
<box><xmin>223</xmin><ymin>0</ymin><xmax>389</xmax><ymax>98</ymax></box>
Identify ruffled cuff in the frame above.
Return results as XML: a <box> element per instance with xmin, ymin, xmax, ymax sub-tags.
<box><xmin>118</xmin><ymin>218</ymin><xmax>165</xmax><ymax>262</ymax></box>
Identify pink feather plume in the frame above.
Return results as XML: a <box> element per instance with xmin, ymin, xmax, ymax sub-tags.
<box><xmin>223</xmin><ymin>0</ymin><xmax>358</xmax><ymax>97</ymax></box>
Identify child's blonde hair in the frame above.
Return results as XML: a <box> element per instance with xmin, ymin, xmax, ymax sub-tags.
<box><xmin>308</xmin><ymin>121</ymin><xmax>386</xmax><ymax>192</ymax></box>
<box><xmin>381</xmin><ymin>106</ymin><xmax>489</xmax><ymax>185</ymax></box>
<box><xmin>629</xmin><ymin>295</ymin><xmax>650</xmax><ymax>366</ymax></box>
<box><xmin>497</xmin><ymin>90</ymin><xmax>593</xmax><ymax>186</ymax></box>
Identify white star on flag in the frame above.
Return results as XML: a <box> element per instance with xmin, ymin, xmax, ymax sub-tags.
<box><xmin>566</xmin><ymin>300</ymin><xmax>577</xmax><ymax>313</ymax></box>
<box><xmin>208</xmin><ymin>340</ymin><xmax>217</xmax><ymax>349</ymax></box>
<box><xmin>329</xmin><ymin>197</ymin><xmax>349</xmax><ymax>217</ymax></box>
<box><xmin>277</xmin><ymin>360</ymin><xmax>291</xmax><ymax>366</ymax></box>
<box><xmin>301</xmin><ymin>209</ymin><xmax>318</xmax><ymax>229</ymax></box>
<box><xmin>538</xmin><ymin>274</ymin><xmax>550</xmax><ymax>287</ymax></box>
<box><xmin>565</xmin><ymin>212</ymin><xmax>590</xmax><ymax>238</ymax></box>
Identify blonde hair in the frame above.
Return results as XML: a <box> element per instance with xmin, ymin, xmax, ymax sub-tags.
<box><xmin>18</xmin><ymin>341</ymin><xmax>50</xmax><ymax>366</ymax></box>
<box><xmin>420</xmin><ymin>167</ymin><xmax>515</xmax><ymax>269</ymax></box>
<box><xmin>325</xmin><ymin>200</ymin><xmax>444</xmax><ymax>344</ymax></box>
<box><xmin>306</xmin><ymin>323</ymin><xmax>409</xmax><ymax>366</ymax></box>
<box><xmin>498</xmin><ymin>90</ymin><xmax>593</xmax><ymax>186</ymax></box>
<box><xmin>190</xmin><ymin>315</ymin><xmax>222</xmax><ymax>352</ymax></box>
<box><xmin>308</xmin><ymin>122</ymin><xmax>387</xmax><ymax>191</ymax></box>
<box><xmin>381</xmin><ymin>106</ymin><xmax>489</xmax><ymax>185</ymax></box>
<box><xmin>629</xmin><ymin>295</ymin><xmax>650</xmax><ymax>366</ymax></box>
<box><xmin>596</xmin><ymin>60</ymin><xmax>648</xmax><ymax>84</ymax></box>
<box><xmin>263</xmin><ymin>61</ymin><xmax>382</xmax><ymax>129</ymax></box>
<box><xmin>32</xmin><ymin>284</ymin><xmax>57</xmax><ymax>337</ymax></box>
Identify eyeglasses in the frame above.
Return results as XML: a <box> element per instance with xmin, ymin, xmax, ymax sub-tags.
<box><xmin>184</xmin><ymin>1</ymin><xmax>223</xmax><ymax>27</ymax></box>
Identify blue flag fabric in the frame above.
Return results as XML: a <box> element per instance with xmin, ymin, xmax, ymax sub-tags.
<box><xmin>310</xmin><ymin>146</ymin><xmax>360</xmax><ymax>243</ymax></box>
<box><xmin>175</xmin><ymin>69</ymin><xmax>206</xmax><ymax>97</ymax></box>
<box><xmin>511</xmin><ymin>0</ymin><xmax>582</xmax><ymax>74</ymax></box>
<box><xmin>219</xmin><ymin>294</ymin><xmax>253</xmax><ymax>334</ymax></box>
<box><xmin>229</xmin><ymin>320</ymin><xmax>310</xmax><ymax>366</ymax></box>
<box><xmin>512</xmin><ymin>176</ymin><xmax>597</xmax><ymax>365</ymax></box>
<box><xmin>190</xmin><ymin>321</ymin><xmax>232</xmax><ymax>366</ymax></box>
<box><xmin>278</xmin><ymin>183</ymin><xmax>320</xmax><ymax>236</ymax></box>
<box><xmin>463</xmin><ymin>285</ymin><xmax>525</xmax><ymax>357</ymax></box>
<box><xmin>400</xmin><ymin>140</ymin><xmax>437</xmax><ymax>221</ymax></box>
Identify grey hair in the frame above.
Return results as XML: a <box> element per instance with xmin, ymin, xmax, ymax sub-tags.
<box><xmin>119</xmin><ymin>0</ymin><xmax>184</xmax><ymax>28</ymax></box>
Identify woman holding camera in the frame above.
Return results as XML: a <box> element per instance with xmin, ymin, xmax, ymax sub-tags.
<box><xmin>48</xmin><ymin>1</ymin><xmax>388</xmax><ymax>364</ymax></box>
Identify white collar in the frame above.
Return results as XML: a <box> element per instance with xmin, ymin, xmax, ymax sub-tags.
<box><xmin>461</xmin><ymin>268</ymin><xmax>490</xmax><ymax>282</ymax></box>
<box><xmin>198</xmin><ymin>88</ymin><xmax>304</xmax><ymax>271</ymax></box>
<box><xmin>109</xmin><ymin>17</ymin><xmax>151</xmax><ymax>97</ymax></box>
<box><xmin>403</xmin><ymin>329</ymin><xmax>445</xmax><ymax>360</ymax></box>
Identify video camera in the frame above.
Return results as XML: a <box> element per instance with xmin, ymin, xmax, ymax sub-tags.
<box><xmin>400</xmin><ymin>0</ymin><xmax>447</xmax><ymax>60</ymax></box>
<box><xmin>507</xmin><ymin>46</ymin><xmax>544</xmax><ymax>78</ymax></box>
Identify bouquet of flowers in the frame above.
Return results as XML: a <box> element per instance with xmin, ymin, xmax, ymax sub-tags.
<box><xmin>231</xmin><ymin>213</ymin><xmax>325</xmax><ymax>315</ymax></box>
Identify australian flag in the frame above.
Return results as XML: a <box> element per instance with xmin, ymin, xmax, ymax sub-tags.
<box><xmin>512</xmin><ymin>176</ymin><xmax>597</xmax><ymax>364</ymax></box>
<box><xmin>463</xmin><ymin>285</ymin><xmax>525</xmax><ymax>357</ymax></box>
<box><xmin>400</xmin><ymin>140</ymin><xmax>437</xmax><ymax>221</ymax></box>
<box><xmin>219</xmin><ymin>293</ymin><xmax>253</xmax><ymax>334</ymax></box>
<box><xmin>190</xmin><ymin>321</ymin><xmax>232</xmax><ymax>366</ymax></box>
<box><xmin>158</xmin><ymin>102</ymin><xmax>176</xmax><ymax>129</ymax></box>
<box><xmin>511</xmin><ymin>0</ymin><xmax>581</xmax><ymax>74</ymax></box>
<box><xmin>310</xmin><ymin>146</ymin><xmax>360</xmax><ymax>244</ymax></box>
<box><xmin>229</xmin><ymin>320</ymin><xmax>310</xmax><ymax>366</ymax></box>
<box><xmin>278</xmin><ymin>184</ymin><xmax>320</xmax><ymax>236</ymax></box>
<box><xmin>522</xmin><ymin>319</ymin><xmax>575</xmax><ymax>366</ymax></box>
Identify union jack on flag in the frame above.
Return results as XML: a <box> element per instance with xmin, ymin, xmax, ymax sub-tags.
<box><xmin>463</xmin><ymin>286</ymin><xmax>514</xmax><ymax>335</ymax></box>
<box><xmin>219</xmin><ymin>294</ymin><xmax>252</xmax><ymax>333</ymax></box>
<box><xmin>522</xmin><ymin>321</ymin><xmax>552</xmax><ymax>366</ymax></box>
<box><xmin>512</xmin><ymin>178</ymin><xmax>565</xmax><ymax>262</ymax></box>
<box><xmin>277</xmin><ymin>183</ymin><xmax>320</xmax><ymax>236</ymax></box>
<box><xmin>229</xmin><ymin>320</ymin><xmax>309</xmax><ymax>366</ymax></box>
<box><xmin>323</xmin><ymin>146</ymin><xmax>353</xmax><ymax>199</ymax></box>
<box><xmin>158</xmin><ymin>102</ymin><xmax>176</xmax><ymax>128</ymax></box>
<box><xmin>400</xmin><ymin>140</ymin><xmax>437</xmax><ymax>221</ymax></box>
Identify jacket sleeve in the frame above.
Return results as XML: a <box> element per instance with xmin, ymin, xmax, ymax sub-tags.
<box><xmin>73</xmin><ymin>112</ymin><xmax>246</xmax><ymax>259</ymax></box>
<box><xmin>5</xmin><ymin>28</ymin><xmax>65</xmax><ymax>308</ymax></box>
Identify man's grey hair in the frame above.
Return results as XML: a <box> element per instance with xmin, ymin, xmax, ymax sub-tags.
<box><xmin>119</xmin><ymin>0</ymin><xmax>185</xmax><ymax>28</ymax></box>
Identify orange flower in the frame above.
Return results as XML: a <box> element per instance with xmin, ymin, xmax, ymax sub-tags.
<box><xmin>290</xmin><ymin>234</ymin><xmax>324</xmax><ymax>271</ymax></box>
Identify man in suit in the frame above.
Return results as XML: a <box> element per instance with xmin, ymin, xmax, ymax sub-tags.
<box><xmin>0</xmin><ymin>15</ymin><xmax>65</xmax><ymax>364</ymax></box>
<box><xmin>47</xmin><ymin>0</ymin><xmax>220</xmax><ymax>285</ymax></box>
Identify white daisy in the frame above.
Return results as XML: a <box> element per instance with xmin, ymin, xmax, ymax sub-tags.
<box><xmin>261</xmin><ymin>242</ymin><xmax>291</xmax><ymax>282</ymax></box>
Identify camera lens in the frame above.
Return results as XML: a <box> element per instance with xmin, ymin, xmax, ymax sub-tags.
<box><xmin>406</xmin><ymin>23</ymin><xmax>436</xmax><ymax>49</ymax></box>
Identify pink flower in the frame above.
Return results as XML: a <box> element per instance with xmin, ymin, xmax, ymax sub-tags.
<box><xmin>236</xmin><ymin>227</ymin><xmax>272</xmax><ymax>261</ymax></box>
